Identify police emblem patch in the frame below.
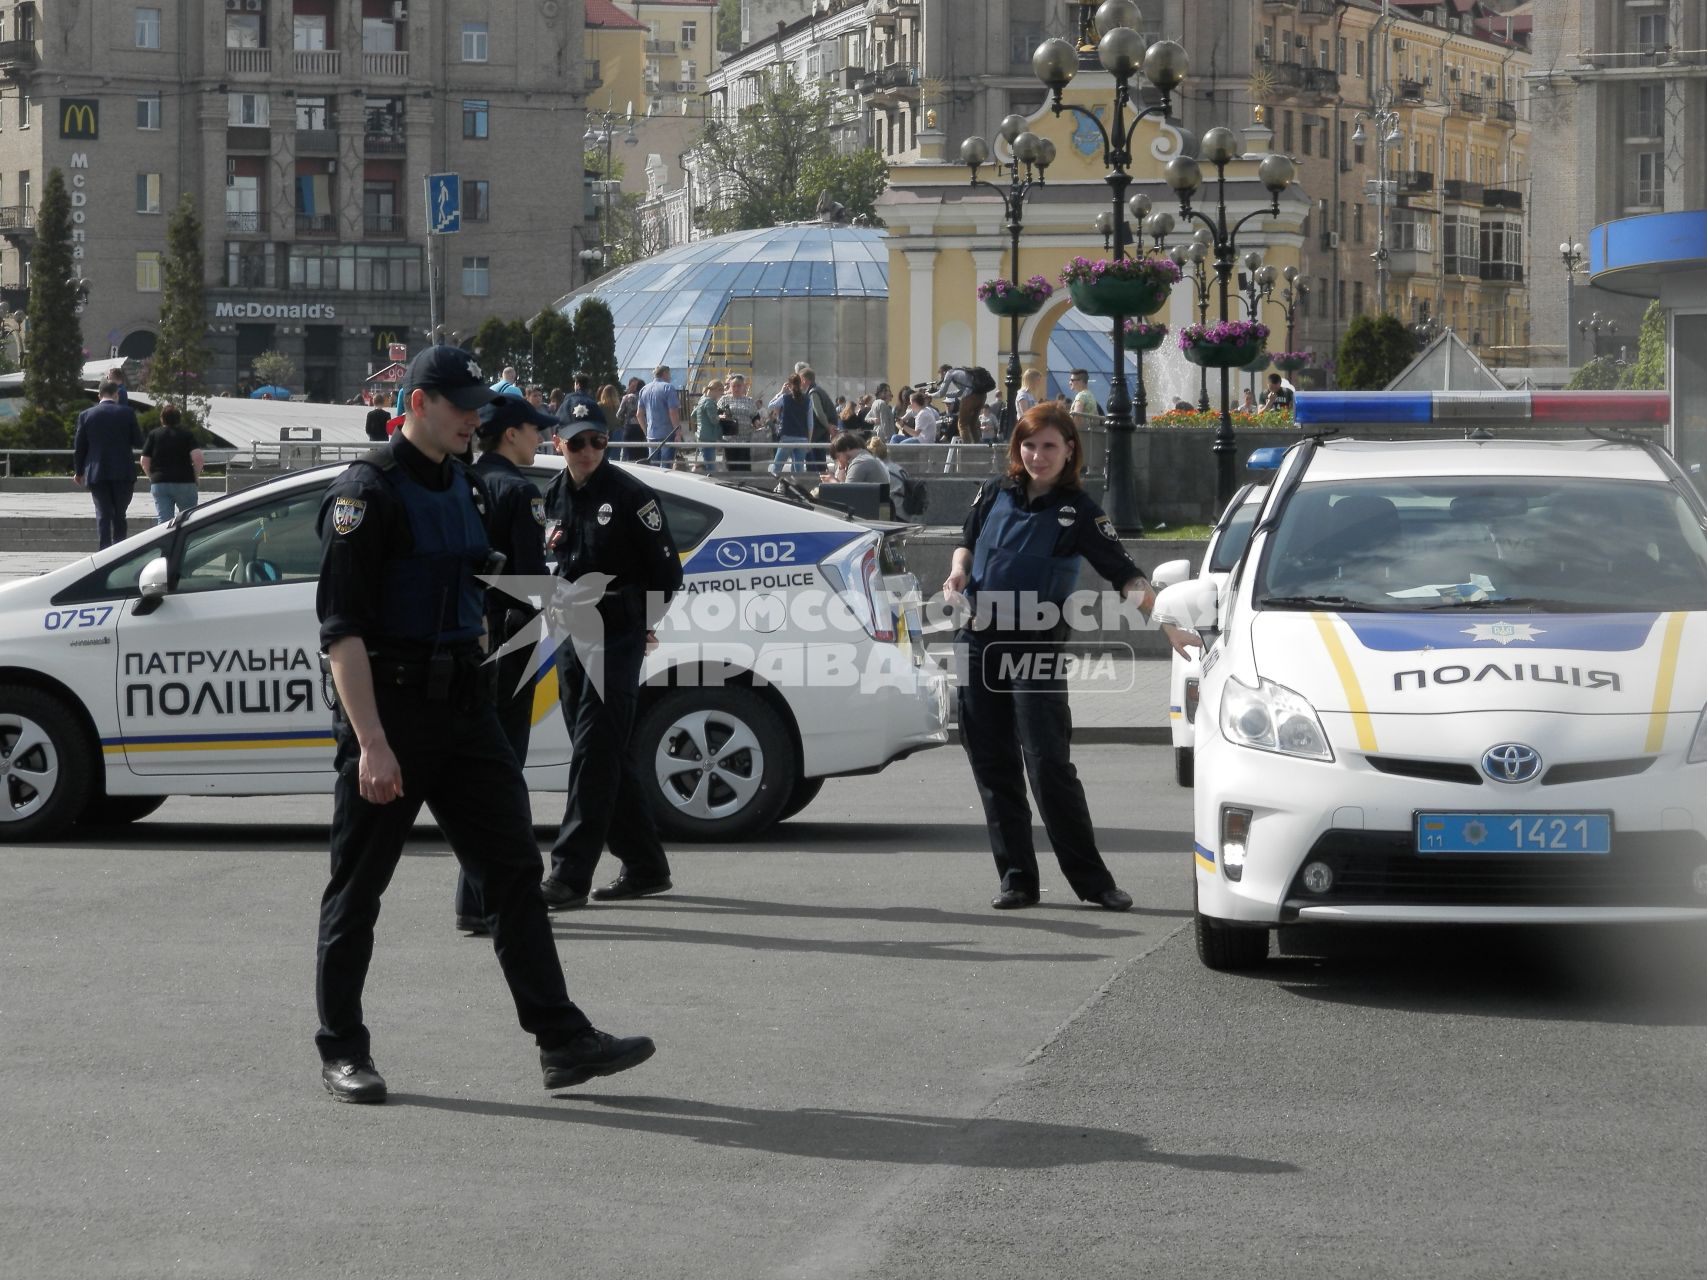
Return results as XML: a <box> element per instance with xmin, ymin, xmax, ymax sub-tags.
<box><xmin>1095</xmin><ymin>514</ymin><xmax>1119</xmax><ymax>541</ymax></box>
<box><xmin>466</xmin><ymin>359</ymin><xmax>483</xmax><ymax>380</ymax></box>
<box><xmin>332</xmin><ymin>496</ymin><xmax>367</xmax><ymax>535</ymax></box>
<box><xmin>597</xmin><ymin>501</ymin><xmax>613</xmax><ymax>526</ymax></box>
<box><xmin>531</xmin><ymin>496</ymin><xmax>546</xmax><ymax>527</ymax></box>
<box><xmin>637</xmin><ymin>499</ymin><xmax>663</xmax><ymax>532</ymax></box>
<box><xmin>572</xmin><ymin>403</ymin><xmax>589</xmax><ymax>419</ymax></box>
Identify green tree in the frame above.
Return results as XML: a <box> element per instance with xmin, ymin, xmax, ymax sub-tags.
<box><xmin>572</xmin><ymin>297</ymin><xmax>618</xmax><ymax>392</ymax></box>
<box><xmin>528</xmin><ymin>308</ymin><xmax>578</xmax><ymax>394</ymax></box>
<box><xmin>1334</xmin><ymin>313</ymin><xmax>1415</xmax><ymax>390</ymax></box>
<box><xmin>150</xmin><ymin>193</ymin><xmax>211</xmax><ymax>407</ymax></box>
<box><xmin>1619</xmin><ymin>300</ymin><xmax>1665</xmax><ymax>390</ymax></box>
<box><xmin>1565</xmin><ymin>355</ymin><xmax>1623</xmax><ymax>390</ymax></box>
<box><xmin>252</xmin><ymin>350</ymin><xmax>298</xmax><ymax>391</ymax></box>
<box><xmin>24</xmin><ymin>169</ymin><xmax>84</xmax><ymax>413</ymax></box>
<box><xmin>797</xmin><ymin>147</ymin><xmax>889</xmax><ymax>226</ymax></box>
<box><xmin>716</xmin><ymin>0</ymin><xmax>740</xmax><ymax>50</ymax></box>
<box><xmin>469</xmin><ymin>316</ymin><xmax>531</xmax><ymax>381</ymax></box>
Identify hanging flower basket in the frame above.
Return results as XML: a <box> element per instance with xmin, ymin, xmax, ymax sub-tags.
<box><xmin>1122</xmin><ymin>320</ymin><xmax>1169</xmax><ymax>353</ymax></box>
<box><xmin>978</xmin><ymin>275</ymin><xmax>1053</xmax><ymax>318</ymax></box>
<box><xmin>1180</xmin><ymin>320</ymin><xmax>1270</xmax><ymax>369</ymax></box>
<box><xmin>1240</xmin><ymin>348</ymin><xmax>1273</xmax><ymax>373</ymax></box>
<box><xmin>1271</xmin><ymin>350</ymin><xmax>1313</xmax><ymax>374</ymax></box>
<box><xmin>1060</xmin><ymin>255</ymin><xmax>1180</xmax><ymax>318</ymax></box>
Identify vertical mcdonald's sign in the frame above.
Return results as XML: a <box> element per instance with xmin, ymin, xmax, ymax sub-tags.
<box><xmin>59</xmin><ymin>99</ymin><xmax>99</xmax><ymax>140</ymax></box>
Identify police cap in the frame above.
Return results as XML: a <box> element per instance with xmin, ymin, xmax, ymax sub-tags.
<box><xmin>406</xmin><ymin>344</ymin><xmax>500</xmax><ymax>410</ymax></box>
<box><xmin>476</xmin><ymin>394</ymin><xmax>559</xmax><ymax>438</ymax></box>
<box><xmin>556</xmin><ymin>393</ymin><xmax>608</xmax><ymax>437</ymax></box>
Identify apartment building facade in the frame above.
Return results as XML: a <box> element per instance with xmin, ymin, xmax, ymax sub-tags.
<box><xmin>1528</xmin><ymin>0</ymin><xmax>1705</xmax><ymax>364</ymax></box>
<box><xmin>0</xmin><ymin>0</ymin><xmax>588</xmax><ymax>401</ymax></box>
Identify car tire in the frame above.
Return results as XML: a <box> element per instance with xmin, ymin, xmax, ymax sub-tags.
<box><xmin>1174</xmin><ymin>746</ymin><xmax>1194</xmax><ymax>788</ymax></box>
<box><xmin>777</xmin><ymin>775</ymin><xmax>825</xmax><ymax>822</ymax></box>
<box><xmin>637</xmin><ymin>688</ymin><xmax>793</xmax><ymax>842</ymax></box>
<box><xmin>0</xmin><ymin>685</ymin><xmax>95</xmax><ymax>842</ymax></box>
<box><xmin>1194</xmin><ymin>884</ymin><xmax>1269</xmax><ymax>970</ymax></box>
<box><xmin>78</xmin><ymin>794</ymin><xmax>167</xmax><ymax>827</ymax></box>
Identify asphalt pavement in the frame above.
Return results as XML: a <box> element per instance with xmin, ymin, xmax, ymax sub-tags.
<box><xmin>4</xmin><ymin>748</ymin><xmax>1705</xmax><ymax>1280</ymax></box>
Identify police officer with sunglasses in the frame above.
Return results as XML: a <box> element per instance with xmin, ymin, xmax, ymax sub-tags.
<box><xmin>538</xmin><ymin>396</ymin><xmax>683</xmax><ymax>910</ymax></box>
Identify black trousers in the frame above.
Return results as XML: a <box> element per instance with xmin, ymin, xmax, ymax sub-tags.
<box><xmin>453</xmin><ymin>643</ymin><xmax>538</xmax><ymax>920</ymax></box>
<box><xmin>955</xmin><ymin>631</ymin><xmax>1117</xmax><ymax>901</ymax></box>
<box><xmin>89</xmin><ymin>477</ymin><xmax>133</xmax><ymax>549</ymax></box>
<box><xmin>547</xmin><ymin>636</ymin><xmax>670</xmax><ymax>894</ymax></box>
<box><xmin>316</xmin><ymin>681</ymin><xmax>591</xmax><ymax>1063</ymax></box>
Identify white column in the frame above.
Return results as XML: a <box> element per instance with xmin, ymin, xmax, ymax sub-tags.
<box><xmin>905</xmin><ymin>248</ymin><xmax>938</xmax><ymax>385</ymax></box>
<box><xmin>970</xmin><ymin>247</ymin><xmax>1005</xmax><ymax>371</ymax></box>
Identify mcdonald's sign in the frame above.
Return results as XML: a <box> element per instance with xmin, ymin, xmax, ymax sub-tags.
<box><xmin>59</xmin><ymin>99</ymin><xmax>98</xmax><ymax>140</ymax></box>
<box><xmin>372</xmin><ymin>328</ymin><xmax>401</xmax><ymax>354</ymax></box>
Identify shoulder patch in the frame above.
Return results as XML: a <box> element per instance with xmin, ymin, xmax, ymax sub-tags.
<box><xmin>332</xmin><ymin>496</ymin><xmax>367</xmax><ymax>536</ymax></box>
<box><xmin>637</xmin><ymin>498</ymin><xmax>663</xmax><ymax>532</ymax></box>
<box><xmin>530</xmin><ymin>495</ymin><xmax>546</xmax><ymax>527</ymax></box>
<box><xmin>1095</xmin><ymin>514</ymin><xmax>1119</xmax><ymax>541</ymax></box>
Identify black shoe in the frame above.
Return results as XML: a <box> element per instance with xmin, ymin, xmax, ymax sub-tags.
<box><xmin>991</xmin><ymin>889</ymin><xmax>1040</xmax><ymax>910</ymax></box>
<box><xmin>321</xmin><ymin>1057</ymin><xmax>387</xmax><ymax>1104</ymax></box>
<box><xmin>540</xmin><ymin>878</ymin><xmax>589</xmax><ymax>911</ymax></box>
<box><xmin>455</xmin><ymin>914</ymin><xmax>490</xmax><ymax>936</ymax></box>
<box><xmin>590</xmin><ymin>873</ymin><xmax>673</xmax><ymax>902</ymax></box>
<box><xmin>1096</xmin><ymin>888</ymin><xmax>1134</xmax><ymax>912</ymax></box>
<box><xmin>541</xmin><ymin>1029</ymin><xmax>657</xmax><ymax>1090</ymax></box>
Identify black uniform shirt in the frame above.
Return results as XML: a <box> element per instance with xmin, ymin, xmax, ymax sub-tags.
<box><xmin>543</xmin><ymin>459</ymin><xmax>683</xmax><ymax>633</ymax></box>
<box><xmin>474</xmin><ymin>452</ymin><xmax>548</xmax><ymax>579</ymax></box>
<box><xmin>958</xmin><ymin>476</ymin><xmax>1146</xmax><ymax>592</ymax></box>
<box><xmin>316</xmin><ymin>434</ymin><xmax>491</xmax><ymax>654</ymax></box>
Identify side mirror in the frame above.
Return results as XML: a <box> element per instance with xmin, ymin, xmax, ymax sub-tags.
<box><xmin>1153</xmin><ymin>576</ymin><xmax>1219</xmax><ymax>632</ymax></box>
<box><xmin>134</xmin><ymin>556</ymin><xmax>170</xmax><ymax>616</ymax></box>
<box><xmin>1150</xmin><ymin>557</ymin><xmax>1193</xmax><ymax>592</ymax></box>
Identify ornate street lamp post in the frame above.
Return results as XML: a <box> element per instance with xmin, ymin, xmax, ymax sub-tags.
<box><xmin>1167</xmin><ymin>228</ymin><xmax>1214</xmax><ymax>411</ymax></box>
<box><xmin>1032</xmin><ymin>0</ymin><xmax>1189</xmax><ymax>532</ymax></box>
<box><xmin>1166</xmin><ymin>128</ymin><xmax>1296</xmax><ymax>510</ymax></box>
<box><xmin>1268</xmin><ymin>265</ymin><xmax>1309</xmax><ymax>354</ymax></box>
<box><xmin>960</xmin><ymin>117</ymin><xmax>1055</xmax><ymax>441</ymax></box>
<box><xmin>582</xmin><ymin>107</ymin><xmax>637</xmax><ymax>280</ymax></box>
<box><xmin>1578</xmin><ymin>311</ymin><xmax>1617</xmax><ymax>359</ymax></box>
<box><xmin>1559</xmin><ymin>240</ymin><xmax>1586</xmax><ymax>364</ymax></box>
<box><xmin>1350</xmin><ymin>97</ymin><xmax>1403</xmax><ymax>317</ymax></box>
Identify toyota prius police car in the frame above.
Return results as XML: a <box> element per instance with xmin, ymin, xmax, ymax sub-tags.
<box><xmin>0</xmin><ymin>459</ymin><xmax>947</xmax><ymax>842</ymax></box>
<box><xmin>1155</xmin><ymin>434</ymin><xmax>1707</xmax><ymax>970</ymax></box>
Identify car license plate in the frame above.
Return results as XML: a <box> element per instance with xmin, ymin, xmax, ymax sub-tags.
<box><xmin>1415</xmin><ymin>812</ymin><xmax>1612</xmax><ymax>855</ymax></box>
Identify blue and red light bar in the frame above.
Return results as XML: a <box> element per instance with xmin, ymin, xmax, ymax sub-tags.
<box><xmin>1294</xmin><ymin>390</ymin><xmax>1669</xmax><ymax>427</ymax></box>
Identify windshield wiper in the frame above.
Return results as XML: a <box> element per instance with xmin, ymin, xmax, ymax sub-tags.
<box><xmin>1413</xmin><ymin>596</ymin><xmax>1606</xmax><ymax>612</ymax></box>
<box><xmin>1258</xmin><ymin>594</ymin><xmax>1376</xmax><ymax>612</ymax></box>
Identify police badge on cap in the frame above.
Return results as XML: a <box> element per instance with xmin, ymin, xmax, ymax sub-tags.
<box><xmin>405</xmin><ymin>345</ymin><xmax>500</xmax><ymax>410</ymax></box>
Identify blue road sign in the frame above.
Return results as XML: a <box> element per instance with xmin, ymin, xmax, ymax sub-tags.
<box><xmin>426</xmin><ymin>173</ymin><xmax>461</xmax><ymax>235</ymax></box>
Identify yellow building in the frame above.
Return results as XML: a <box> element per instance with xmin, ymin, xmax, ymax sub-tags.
<box><xmin>618</xmin><ymin>0</ymin><xmax>722</xmax><ymax>112</ymax></box>
<box><xmin>586</xmin><ymin>0</ymin><xmax>649</xmax><ymax>118</ymax></box>
<box><xmin>877</xmin><ymin>87</ymin><xmax>1308</xmax><ymax>403</ymax></box>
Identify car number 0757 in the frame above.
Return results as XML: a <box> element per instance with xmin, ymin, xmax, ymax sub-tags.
<box><xmin>42</xmin><ymin>606</ymin><xmax>114</xmax><ymax>631</ymax></box>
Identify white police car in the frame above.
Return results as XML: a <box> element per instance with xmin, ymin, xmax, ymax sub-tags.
<box><xmin>1155</xmin><ymin>436</ymin><xmax>1707</xmax><ymax>969</ymax></box>
<box><xmin>0</xmin><ymin>460</ymin><xmax>947</xmax><ymax>842</ymax></box>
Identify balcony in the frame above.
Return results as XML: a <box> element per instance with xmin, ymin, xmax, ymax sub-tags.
<box><xmin>656</xmin><ymin>80</ymin><xmax>698</xmax><ymax>94</ymax></box>
<box><xmin>1302</xmin><ymin>66</ymin><xmax>1339</xmax><ymax>100</ymax></box>
<box><xmin>1457</xmin><ymin>92</ymin><xmax>1485</xmax><ymax>114</ymax></box>
<box><xmin>870</xmin><ymin>0</ymin><xmax>919</xmax><ymax>27</ymax></box>
<box><xmin>362</xmin><ymin>50</ymin><xmax>408</xmax><ymax>78</ymax></box>
<box><xmin>225</xmin><ymin>46</ymin><xmax>272</xmax><ymax>75</ymax></box>
<box><xmin>0</xmin><ymin>203</ymin><xmax>34</xmax><ymax>245</ymax></box>
<box><xmin>868</xmin><ymin>62</ymin><xmax>919</xmax><ymax>105</ymax></box>
<box><xmin>224</xmin><ymin>210</ymin><xmax>268</xmax><ymax>235</ymax></box>
<box><xmin>363</xmin><ymin>212</ymin><xmax>404</xmax><ymax>238</ymax></box>
<box><xmin>1296</xmin><ymin>0</ymin><xmax>1335</xmax><ymax>24</ymax></box>
<box><xmin>1398</xmin><ymin>77</ymin><xmax>1425</xmax><ymax>101</ymax></box>
<box><xmin>295</xmin><ymin>212</ymin><xmax>338</xmax><ymax>237</ymax></box>
<box><xmin>0</xmin><ymin>37</ymin><xmax>37</xmax><ymax>68</ymax></box>
<box><xmin>293</xmin><ymin>49</ymin><xmax>341</xmax><ymax>76</ymax></box>
<box><xmin>1491</xmin><ymin>100</ymin><xmax>1517</xmax><ymax>124</ymax></box>
<box><xmin>1483</xmin><ymin>187</ymin><xmax>1522</xmax><ymax>210</ymax></box>
<box><xmin>226</xmin><ymin>125</ymin><xmax>270</xmax><ymax>152</ymax></box>
<box><xmin>1386</xmin><ymin>247</ymin><xmax>1433</xmax><ymax>277</ymax></box>
<box><xmin>1442</xmin><ymin>253</ymin><xmax>1479</xmax><ymax>278</ymax></box>
<box><xmin>1256</xmin><ymin>57</ymin><xmax>1307</xmax><ymax>95</ymax></box>
<box><xmin>1442</xmin><ymin>178</ymin><xmax>1483</xmax><ymax>204</ymax></box>
<box><xmin>645</xmin><ymin>38</ymin><xmax>677</xmax><ymax>54</ymax></box>
<box><xmin>1397</xmin><ymin>170</ymin><xmax>1434</xmax><ymax>195</ymax></box>
<box><xmin>364</xmin><ymin>130</ymin><xmax>406</xmax><ymax>155</ymax></box>
<box><xmin>1479</xmin><ymin>262</ymin><xmax>1523</xmax><ymax>284</ymax></box>
<box><xmin>296</xmin><ymin>129</ymin><xmax>338</xmax><ymax>154</ymax></box>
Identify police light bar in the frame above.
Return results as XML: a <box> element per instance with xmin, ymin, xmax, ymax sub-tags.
<box><xmin>1294</xmin><ymin>390</ymin><xmax>1669</xmax><ymax>427</ymax></box>
<box><xmin>1245</xmin><ymin>447</ymin><xmax>1286</xmax><ymax>471</ymax></box>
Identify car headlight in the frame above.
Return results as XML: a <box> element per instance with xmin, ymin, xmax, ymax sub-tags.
<box><xmin>1689</xmin><ymin>707</ymin><xmax>1707</xmax><ymax>764</ymax></box>
<box><xmin>1220</xmin><ymin>675</ymin><xmax>1334</xmax><ymax>762</ymax></box>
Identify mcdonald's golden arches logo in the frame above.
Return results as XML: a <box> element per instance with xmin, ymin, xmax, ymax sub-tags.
<box><xmin>59</xmin><ymin>99</ymin><xmax>99</xmax><ymax>140</ymax></box>
<box><xmin>372</xmin><ymin>329</ymin><xmax>401</xmax><ymax>353</ymax></box>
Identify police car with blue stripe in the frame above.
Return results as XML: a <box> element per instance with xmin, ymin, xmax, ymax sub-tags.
<box><xmin>0</xmin><ymin>460</ymin><xmax>947</xmax><ymax>841</ymax></box>
<box><xmin>1155</xmin><ymin>435</ymin><xmax>1707</xmax><ymax>969</ymax></box>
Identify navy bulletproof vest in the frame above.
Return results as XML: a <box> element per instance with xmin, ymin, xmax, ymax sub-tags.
<box><xmin>969</xmin><ymin>487</ymin><xmax>1082</xmax><ymax>616</ymax></box>
<box><xmin>371</xmin><ymin>461</ymin><xmax>490</xmax><ymax>647</ymax></box>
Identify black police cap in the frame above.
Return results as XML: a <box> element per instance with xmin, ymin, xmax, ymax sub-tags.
<box><xmin>555</xmin><ymin>393</ymin><xmax>609</xmax><ymax>437</ymax></box>
<box><xmin>405</xmin><ymin>344</ymin><xmax>499</xmax><ymax>410</ymax></box>
<box><xmin>476</xmin><ymin>394</ymin><xmax>559</xmax><ymax>437</ymax></box>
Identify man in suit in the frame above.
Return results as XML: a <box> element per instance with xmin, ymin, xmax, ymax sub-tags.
<box><xmin>73</xmin><ymin>380</ymin><xmax>144</xmax><ymax>549</ymax></box>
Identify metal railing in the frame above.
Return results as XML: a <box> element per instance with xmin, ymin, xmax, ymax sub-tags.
<box><xmin>0</xmin><ymin>203</ymin><xmax>35</xmax><ymax>231</ymax></box>
<box><xmin>224</xmin><ymin>210</ymin><xmax>268</xmax><ymax>233</ymax></box>
<box><xmin>295</xmin><ymin>212</ymin><xmax>337</xmax><ymax>235</ymax></box>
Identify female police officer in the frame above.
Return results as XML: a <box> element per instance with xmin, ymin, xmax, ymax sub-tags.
<box><xmin>537</xmin><ymin>395</ymin><xmax>684</xmax><ymax>910</ymax></box>
<box><xmin>942</xmin><ymin>403</ymin><xmax>1155</xmax><ymax>912</ymax></box>
<box><xmin>315</xmin><ymin>345</ymin><xmax>654</xmax><ymax>1103</ymax></box>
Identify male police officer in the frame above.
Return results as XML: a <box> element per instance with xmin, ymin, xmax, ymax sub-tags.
<box><xmin>451</xmin><ymin>392</ymin><xmax>558</xmax><ymax>937</ymax></box>
<box><xmin>315</xmin><ymin>345</ymin><xmax>654</xmax><ymax>1103</ymax></box>
<box><xmin>538</xmin><ymin>401</ymin><xmax>683</xmax><ymax>909</ymax></box>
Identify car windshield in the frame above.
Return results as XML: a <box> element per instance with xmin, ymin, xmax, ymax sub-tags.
<box><xmin>1209</xmin><ymin>500</ymin><xmax>1260</xmax><ymax>574</ymax></box>
<box><xmin>1256</xmin><ymin>474</ymin><xmax>1707</xmax><ymax>612</ymax></box>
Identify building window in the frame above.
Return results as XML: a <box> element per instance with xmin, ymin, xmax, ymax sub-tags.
<box><xmin>1316</xmin><ymin>277</ymin><xmax>1328</xmax><ymax>318</ymax></box>
<box><xmin>1282</xmin><ymin>111</ymin><xmax>1293</xmax><ymax>154</ymax></box>
<box><xmin>1630</xmin><ymin>150</ymin><xmax>1662</xmax><ymax>206</ymax></box>
<box><xmin>295</xmin><ymin>96</ymin><xmax>330</xmax><ymax>131</ymax></box>
<box><xmin>1353</xmin><ymin>203</ymin><xmax>1364</xmax><ymax>243</ymax></box>
<box><xmin>19</xmin><ymin>171</ymin><xmax>30</xmax><ymax>209</ymax></box>
<box><xmin>462</xmin><ymin>100</ymin><xmax>489</xmax><ymax>140</ymax></box>
<box><xmin>1355</xmin><ymin>40</ymin><xmax>1364</xmax><ymax>77</ymax></box>
<box><xmin>136</xmin><ymin>94</ymin><xmax>161</xmax><ymax>131</ymax></box>
<box><xmin>16</xmin><ymin>3</ymin><xmax>36</xmax><ymax>41</ymax></box>
<box><xmin>461</xmin><ymin>22</ymin><xmax>488</xmax><ymax>62</ymax></box>
<box><xmin>1353</xmin><ymin>280</ymin><xmax>1365</xmax><ymax>314</ymax></box>
<box><xmin>468</xmin><ymin>180</ymin><xmax>490</xmax><ymax>222</ymax></box>
<box><xmin>226</xmin><ymin>13</ymin><xmax>262</xmax><ymax>49</ymax></box>
<box><xmin>1635</xmin><ymin>12</ymin><xmax>1667</xmax><ymax>52</ymax></box>
<box><xmin>681</xmin><ymin>20</ymin><xmax>697</xmax><ymax>44</ymax></box>
<box><xmin>1337</xmin><ymin>279</ymin><xmax>1346</xmax><ymax>319</ymax></box>
<box><xmin>136</xmin><ymin>251</ymin><xmax>161</xmax><ymax>292</ymax></box>
<box><xmin>135</xmin><ymin>6</ymin><xmax>161</xmax><ymax>49</ymax></box>
<box><xmin>293</xmin><ymin>14</ymin><xmax>327</xmax><ymax>50</ymax></box>
<box><xmin>461</xmin><ymin>256</ymin><xmax>490</xmax><ymax>296</ymax></box>
<box><xmin>1630</xmin><ymin>83</ymin><xmax>1664</xmax><ymax>138</ymax></box>
<box><xmin>1336</xmin><ymin>36</ymin><xmax>1346</xmax><ymax>73</ymax></box>
<box><xmin>1302</xmin><ymin>116</ymin><xmax>1313</xmax><ymax>155</ymax></box>
<box><xmin>681</xmin><ymin>60</ymin><xmax>697</xmax><ymax>85</ymax></box>
<box><xmin>136</xmin><ymin>172</ymin><xmax>162</xmax><ymax>214</ymax></box>
<box><xmin>228</xmin><ymin>93</ymin><xmax>270</xmax><ymax>127</ymax></box>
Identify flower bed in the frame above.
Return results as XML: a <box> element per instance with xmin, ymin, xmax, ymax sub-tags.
<box><xmin>1122</xmin><ymin>320</ymin><xmax>1169</xmax><ymax>352</ymax></box>
<box><xmin>978</xmin><ymin>274</ymin><xmax>1053</xmax><ymax>317</ymax></box>
<box><xmin>1145</xmin><ymin>407</ymin><xmax>1295</xmax><ymax>429</ymax></box>
<box><xmin>1180</xmin><ymin>319</ymin><xmax>1270</xmax><ymax>369</ymax></box>
<box><xmin>1060</xmin><ymin>255</ymin><xmax>1180</xmax><ymax>318</ymax></box>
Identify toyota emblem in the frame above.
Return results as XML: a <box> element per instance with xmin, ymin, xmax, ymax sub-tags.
<box><xmin>1481</xmin><ymin>743</ymin><xmax>1542</xmax><ymax>784</ymax></box>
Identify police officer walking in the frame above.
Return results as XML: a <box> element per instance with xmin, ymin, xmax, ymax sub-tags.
<box><xmin>537</xmin><ymin>402</ymin><xmax>683</xmax><ymax>909</ymax></box>
<box><xmin>943</xmin><ymin>404</ymin><xmax>1154</xmax><ymax>912</ymax></box>
<box><xmin>451</xmin><ymin>391</ymin><xmax>559</xmax><ymax>937</ymax></box>
<box><xmin>314</xmin><ymin>345</ymin><xmax>655</xmax><ymax>1103</ymax></box>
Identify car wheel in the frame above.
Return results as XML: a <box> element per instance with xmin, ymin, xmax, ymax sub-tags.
<box><xmin>78</xmin><ymin>795</ymin><xmax>167</xmax><ymax>827</ymax></box>
<box><xmin>0</xmin><ymin>685</ymin><xmax>95</xmax><ymax>842</ymax></box>
<box><xmin>777</xmin><ymin>775</ymin><xmax>825</xmax><ymax>822</ymax></box>
<box><xmin>1193</xmin><ymin>883</ymin><xmax>1268</xmax><ymax>970</ymax></box>
<box><xmin>1174</xmin><ymin>746</ymin><xmax>1194</xmax><ymax>788</ymax></box>
<box><xmin>638</xmin><ymin>688</ymin><xmax>793</xmax><ymax>842</ymax></box>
